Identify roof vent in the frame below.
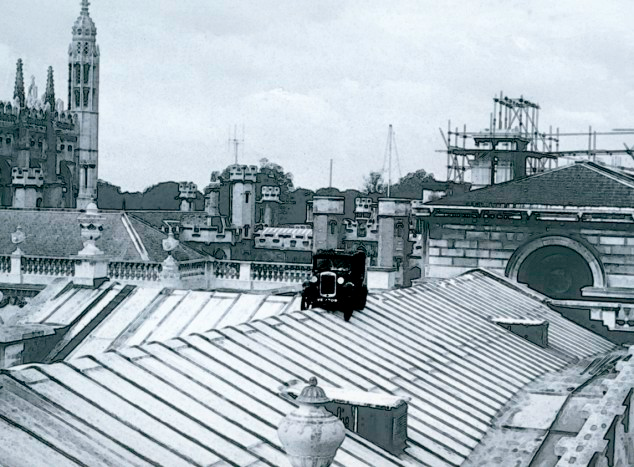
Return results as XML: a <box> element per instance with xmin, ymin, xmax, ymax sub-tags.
<box><xmin>493</xmin><ymin>317</ymin><xmax>549</xmax><ymax>348</ymax></box>
<box><xmin>281</xmin><ymin>380</ymin><xmax>410</xmax><ymax>455</ymax></box>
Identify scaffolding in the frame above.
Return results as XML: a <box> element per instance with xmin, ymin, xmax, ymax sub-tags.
<box><xmin>442</xmin><ymin>93</ymin><xmax>634</xmax><ymax>183</ymax></box>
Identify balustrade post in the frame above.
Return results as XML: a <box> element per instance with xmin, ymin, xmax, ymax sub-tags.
<box><xmin>239</xmin><ymin>262</ymin><xmax>252</xmax><ymax>289</ymax></box>
<box><xmin>205</xmin><ymin>260</ymin><xmax>215</xmax><ymax>290</ymax></box>
<box><xmin>75</xmin><ymin>202</ymin><xmax>108</xmax><ymax>287</ymax></box>
<box><xmin>9</xmin><ymin>250</ymin><xmax>22</xmax><ymax>284</ymax></box>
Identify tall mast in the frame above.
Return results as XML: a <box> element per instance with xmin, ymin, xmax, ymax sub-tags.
<box><xmin>387</xmin><ymin>124</ymin><xmax>393</xmax><ymax>197</ymax></box>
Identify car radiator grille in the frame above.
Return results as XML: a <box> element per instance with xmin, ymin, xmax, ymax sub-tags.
<box><xmin>320</xmin><ymin>272</ymin><xmax>336</xmax><ymax>296</ymax></box>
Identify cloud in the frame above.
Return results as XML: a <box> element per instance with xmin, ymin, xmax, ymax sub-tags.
<box><xmin>2</xmin><ymin>0</ymin><xmax>634</xmax><ymax>192</ymax></box>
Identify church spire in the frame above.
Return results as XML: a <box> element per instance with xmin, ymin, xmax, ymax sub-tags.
<box><xmin>13</xmin><ymin>59</ymin><xmax>25</xmax><ymax>108</ymax></box>
<box><xmin>45</xmin><ymin>66</ymin><xmax>55</xmax><ymax>111</ymax></box>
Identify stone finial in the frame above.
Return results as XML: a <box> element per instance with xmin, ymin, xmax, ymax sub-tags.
<box><xmin>162</xmin><ymin>230</ymin><xmax>179</xmax><ymax>255</ymax></box>
<box><xmin>77</xmin><ymin>201</ymin><xmax>104</xmax><ymax>256</ymax></box>
<box><xmin>13</xmin><ymin>59</ymin><xmax>25</xmax><ymax>108</ymax></box>
<box><xmin>278</xmin><ymin>377</ymin><xmax>345</xmax><ymax>467</ymax></box>
<box><xmin>45</xmin><ymin>66</ymin><xmax>55</xmax><ymax>111</ymax></box>
<box><xmin>11</xmin><ymin>226</ymin><xmax>25</xmax><ymax>255</ymax></box>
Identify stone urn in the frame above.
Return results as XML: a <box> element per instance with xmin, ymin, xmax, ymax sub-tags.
<box><xmin>77</xmin><ymin>202</ymin><xmax>104</xmax><ymax>256</ymax></box>
<box><xmin>278</xmin><ymin>377</ymin><xmax>346</xmax><ymax>467</ymax></box>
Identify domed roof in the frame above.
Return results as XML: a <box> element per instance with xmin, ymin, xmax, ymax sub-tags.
<box><xmin>72</xmin><ymin>0</ymin><xmax>97</xmax><ymax>39</ymax></box>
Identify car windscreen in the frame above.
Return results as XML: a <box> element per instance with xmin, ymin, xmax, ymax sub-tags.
<box><xmin>314</xmin><ymin>257</ymin><xmax>352</xmax><ymax>272</ymax></box>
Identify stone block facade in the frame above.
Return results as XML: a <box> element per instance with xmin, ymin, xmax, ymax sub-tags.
<box><xmin>417</xmin><ymin>206</ymin><xmax>634</xmax><ymax>294</ymax></box>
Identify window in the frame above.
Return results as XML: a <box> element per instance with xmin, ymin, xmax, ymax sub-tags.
<box><xmin>6</xmin><ymin>138</ymin><xmax>11</xmax><ymax>144</ymax></box>
<box><xmin>83</xmin><ymin>64</ymin><xmax>90</xmax><ymax>84</ymax></box>
<box><xmin>395</xmin><ymin>222</ymin><xmax>404</xmax><ymax>238</ymax></box>
<box><xmin>84</xmin><ymin>43</ymin><xmax>89</xmax><ymax>55</ymax></box>
<box><xmin>243</xmin><ymin>225</ymin><xmax>250</xmax><ymax>237</ymax></box>
<box><xmin>83</xmin><ymin>88</ymin><xmax>90</xmax><ymax>108</ymax></box>
<box><xmin>75</xmin><ymin>64</ymin><xmax>81</xmax><ymax>84</ymax></box>
<box><xmin>290</xmin><ymin>240</ymin><xmax>297</xmax><ymax>247</ymax></box>
<box><xmin>245</xmin><ymin>192</ymin><xmax>250</xmax><ymax>203</ymax></box>
<box><xmin>60</xmin><ymin>144</ymin><xmax>65</xmax><ymax>150</ymax></box>
<box><xmin>75</xmin><ymin>89</ymin><xmax>80</xmax><ymax>107</ymax></box>
<box><xmin>68</xmin><ymin>145</ymin><xmax>73</xmax><ymax>152</ymax></box>
<box><xmin>330</xmin><ymin>221</ymin><xmax>337</xmax><ymax>235</ymax></box>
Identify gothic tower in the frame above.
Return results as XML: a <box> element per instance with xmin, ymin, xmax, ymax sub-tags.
<box><xmin>69</xmin><ymin>0</ymin><xmax>99</xmax><ymax>208</ymax></box>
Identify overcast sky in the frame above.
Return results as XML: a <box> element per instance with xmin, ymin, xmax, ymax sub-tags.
<box><xmin>2</xmin><ymin>1</ymin><xmax>634</xmax><ymax>192</ymax></box>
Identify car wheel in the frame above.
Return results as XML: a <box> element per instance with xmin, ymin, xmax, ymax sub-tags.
<box><xmin>355</xmin><ymin>287</ymin><xmax>368</xmax><ymax>310</ymax></box>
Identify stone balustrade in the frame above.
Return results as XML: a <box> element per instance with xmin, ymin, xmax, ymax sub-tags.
<box><xmin>108</xmin><ymin>261</ymin><xmax>162</xmax><ymax>282</ymax></box>
<box><xmin>21</xmin><ymin>256</ymin><xmax>77</xmax><ymax>277</ymax></box>
<box><xmin>0</xmin><ymin>254</ymin><xmax>320</xmax><ymax>292</ymax></box>
<box><xmin>214</xmin><ymin>260</ymin><xmax>241</xmax><ymax>280</ymax></box>
<box><xmin>178</xmin><ymin>260</ymin><xmax>207</xmax><ymax>278</ymax></box>
<box><xmin>251</xmin><ymin>262</ymin><xmax>311</xmax><ymax>283</ymax></box>
<box><xmin>0</xmin><ymin>255</ymin><xmax>11</xmax><ymax>273</ymax></box>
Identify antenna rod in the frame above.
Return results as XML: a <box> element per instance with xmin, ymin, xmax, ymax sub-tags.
<box><xmin>329</xmin><ymin>158</ymin><xmax>333</xmax><ymax>187</ymax></box>
<box><xmin>387</xmin><ymin>124</ymin><xmax>392</xmax><ymax>197</ymax></box>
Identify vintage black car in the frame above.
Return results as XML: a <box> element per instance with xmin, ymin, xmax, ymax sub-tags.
<box><xmin>301</xmin><ymin>250</ymin><xmax>368</xmax><ymax>321</ymax></box>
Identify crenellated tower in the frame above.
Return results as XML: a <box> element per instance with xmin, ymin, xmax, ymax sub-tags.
<box><xmin>69</xmin><ymin>0</ymin><xmax>99</xmax><ymax>208</ymax></box>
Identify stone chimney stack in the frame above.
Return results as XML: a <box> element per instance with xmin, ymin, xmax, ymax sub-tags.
<box><xmin>204</xmin><ymin>180</ymin><xmax>221</xmax><ymax>216</ymax></box>
<box><xmin>178</xmin><ymin>182</ymin><xmax>197</xmax><ymax>212</ymax></box>
<box><xmin>278</xmin><ymin>377</ymin><xmax>345</xmax><ymax>467</ymax></box>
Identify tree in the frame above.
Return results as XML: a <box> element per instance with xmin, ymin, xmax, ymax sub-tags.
<box><xmin>362</xmin><ymin>172</ymin><xmax>385</xmax><ymax>194</ymax></box>
<box><xmin>391</xmin><ymin>169</ymin><xmax>437</xmax><ymax>199</ymax></box>
<box><xmin>259</xmin><ymin>158</ymin><xmax>294</xmax><ymax>194</ymax></box>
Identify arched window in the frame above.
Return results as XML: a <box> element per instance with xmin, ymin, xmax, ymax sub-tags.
<box><xmin>243</xmin><ymin>224</ymin><xmax>250</xmax><ymax>237</ymax></box>
<box><xmin>36</xmin><ymin>198</ymin><xmax>43</xmax><ymax>208</ymax></box>
<box><xmin>330</xmin><ymin>221</ymin><xmax>337</xmax><ymax>235</ymax></box>
<box><xmin>395</xmin><ymin>222</ymin><xmax>404</xmax><ymax>237</ymax></box>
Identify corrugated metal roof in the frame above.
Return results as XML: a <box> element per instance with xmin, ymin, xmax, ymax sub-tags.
<box><xmin>0</xmin><ymin>270</ymin><xmax>616</xmax><ymax>466</ymax></box>
<box><xmin>255</xmin><ymin>227</ymin><xmax>313</xmax><ymax>238</ymax></box>
<box><xmin>16</xmin><ymin>282</ymin><xmax>300</xmax><ymax>362</ymax></box>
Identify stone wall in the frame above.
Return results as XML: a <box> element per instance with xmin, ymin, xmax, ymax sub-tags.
<box><xmin>425</xmin><ymin>216</ymin><xmax>634</xmax><ymax>288</ymax></box>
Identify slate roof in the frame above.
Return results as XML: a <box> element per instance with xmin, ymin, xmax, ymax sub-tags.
<box><xmin>0</xmin><ymin>209</ymin><xmax>203</xmax><ymax>262</ymax></box>
<box><xmin>14</xmin><ymin>281</ymin><xmax>301</xmax><ymax>362</ymax></box>
<box><xmin>430</xmin><ymin>162</ymin><xmax>634</xmax><ymax>208</ymax></box>
<box><xmin>128</xmin><ymin>210</ymin><xmax>206</xmax><ymax>230</ymax></box>
<box><xmin>0</xmin><ymin>270</ymin><xmax>616</xmax><ymax>466</ymax></box>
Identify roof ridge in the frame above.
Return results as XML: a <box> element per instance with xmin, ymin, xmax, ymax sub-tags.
<box><xmin>120</xmin><ymin>212</ymin><xmax>150</xmax><ymax>261</ymax></box>
<box><xmin>582</xmin><ymin>161</ymin><xmax>634</xmax><ymax>189</ymax></box>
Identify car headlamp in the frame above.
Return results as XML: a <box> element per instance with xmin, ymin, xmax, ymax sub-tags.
<box><xmin>310</xmin><ymin>276</ymin><xmax>318</xmax><ymax>283</ymax></box>
<box><xmin>337</xmin><ymin>277</ymin><xmax>345</xmax><ymax>285</ymax></box>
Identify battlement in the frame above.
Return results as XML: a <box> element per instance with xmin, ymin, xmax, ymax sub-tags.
<box><xmin>355</xmin><ymin>197</ymin><xmax>375</xmax><ymax>217</ymax></box>
<box><xmin>261</xmin><ymin>186</ymin><xmax>281</xmax><ymax>202</ymax></box>
<box><xmin>178</xmin><ymin>182</ymin><xmax>198</xmax><ymax>199</ymax></box>
<box><xmin>0</xmin><ymin>101</ymin><xmax>77</xmax><ymax>127</ymax></box>
<box><xmin>228</xmin><ymin>164</ymin><xmax>258</xmax><ymax>182</ymax></box>
<box><xmin>205</xmin><ymin>180</ymin><xmax>222</xmax><ymax>192</ymax></box>
<box><xmin>12</xmin><ymin>167</ymin><xmax>44</xmax><ymax>187</ymax></box>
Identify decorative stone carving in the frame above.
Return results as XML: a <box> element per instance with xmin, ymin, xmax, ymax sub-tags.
<box><xmin>278</xmin><ymin>377</ymin><xmax>345</xmax><ymax>467</ymax></box>
<box><xmin>77</xmin><ymin>201</ymin><xmax>104</xmax><ymax>256</ymax></box>
<box><xmin>11</xmin><ymin>225</ymin><xmax>25</xmax><ymax>255</ymax></box>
